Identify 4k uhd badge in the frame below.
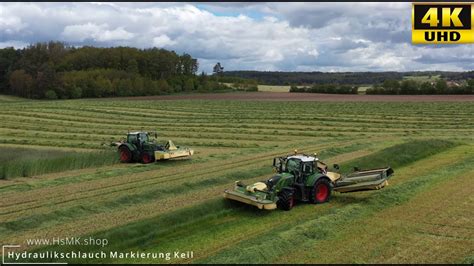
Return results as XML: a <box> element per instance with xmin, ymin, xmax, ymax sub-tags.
<box><xmin>412</xmin><ymin>3</ymin><xmax>474</xmax><ymax>44</ymax></box>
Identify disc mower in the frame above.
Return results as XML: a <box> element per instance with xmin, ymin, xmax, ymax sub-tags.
<box><xmin>112</xmin><ymin>131</ymin><xmax>194</xmax><ymax>164</ymax></box>
<box><xmin>223</xmin><ymin>152</ymin><xmax>393</xmax><ymax>210</ymax></box>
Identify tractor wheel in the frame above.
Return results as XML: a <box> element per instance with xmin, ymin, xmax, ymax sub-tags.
<box><xmin>310</xmin><ymin>178</ymin><xmax>332</xmax><ymax>204</ymax></box>
<box><xmin>277</xmin><ymin>190</ymin><xmax>295</xmax><ymax>211</ymax></box>
<box><xmin>119</xmin><ymin>146</ymin><xmax>132</xmax><ymax>163</ymax></box>
<box><xmin>141</xmin><ymin>153</ymin><xmax>154</xmax><ymax>164</ymax></box>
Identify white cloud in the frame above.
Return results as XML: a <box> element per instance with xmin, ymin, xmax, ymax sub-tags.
<box><xmin>0</xmin><ymin>2</ymin><xmax>471</xmax><ymax>72</ymax></box>
<box><xmin>152</xmin><ymin>35</ymin><xmax>175</xmax><ymax>47</ymax></box>
<box><xmin>61</xmin><ymin>23</ymin><xmax>134</xmax><ymax>42</ymax></box>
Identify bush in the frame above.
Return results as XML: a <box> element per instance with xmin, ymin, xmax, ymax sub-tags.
<box><xmin>44</xmin><ymin>89</ymin><xmax>58</xmax><ymax>99</ymax></box>
<box><xmin>290</xmin><ymin>84</ymin><xmax>357</xmax><ymax>94</ymax></box>
<box><xmin>232</xmin><ymin>80</ymin><xmax>258</xmax><ymax>91</ymax></box>
<box><xmin>367</xmin><ymin>78</ymin><xmax>474</xmax><ymax>95</ymax></box>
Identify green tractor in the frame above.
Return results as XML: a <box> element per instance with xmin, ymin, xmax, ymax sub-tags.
<box><xmin>113</xmin><ymin>131</ymin><xmax>194</xmax><ymax>164</ymax></box>
<box><xmin>224</xmin><ymin>153</ymin><xmax>393</xmax><ymax>210</ymax></box>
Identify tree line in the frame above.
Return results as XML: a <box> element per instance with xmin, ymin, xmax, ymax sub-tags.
<box><xmin>366</xmin><ymin>79</ymin><xmax>473</xmax><ymax>95</ymax></box>
<box><xmin>0</xmin><ymin>42</ymin><xmax>230</xmax><ymax>99</ymax></box>
<box><xmin>290</xmin><ymin>84</ymin><xmax>358</xmax><ymax>94</ymax></box>
<box><xmin>222</xmin><ymin>71</ymin><xmax>474</xmax><ymax>87</ymax></box>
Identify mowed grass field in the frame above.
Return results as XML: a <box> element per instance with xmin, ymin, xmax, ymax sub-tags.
<box><xmin>0</xmin><ymin>94</ymin><xmax>473</xmax><ymax>264</ymax></box>
<box><xmin>258</xmin><ymin>84</ymin><xmax>290</xmax><ymax>92</ymax></box>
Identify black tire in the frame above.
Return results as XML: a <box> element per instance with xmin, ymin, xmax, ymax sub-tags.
<box><xmin>277</xmin><ymin>189</ymin><xmax>295</xmax><ymax>211</ymax></box>
<box><xmin>310</xmin><ymin>178</ymin><xmax>332</xmax><ymax>204</ymax></box>
<box><xmin>119</xmin><ymin>146</ymin><xmax>132</xmax><ymax>163</ymax></box>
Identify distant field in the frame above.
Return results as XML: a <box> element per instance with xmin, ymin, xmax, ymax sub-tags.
<box><xmin>258</xmin><ymin>84</ymin><xmax>290</xmax><ymax>92</ymax></box>
<box><xmin>256</xmin><ymin>74</ymin><xmax>441</xmax><ymax>94</ymax></box>
<box><xmin>357</xmin><ymin>85</ymin><xmax>372</xmax><ymax>94</ymax></box>
<box><xmin>112</xmin><ymin>92</ymin><xmax>474</xmax><ymax>102</ymax></box>
<box><xmin>403</xmin><ymin>75</ymin><xmax>440</xmax><ymax>82</ymax></box>
<box><xmin>0</xmin><ymin>95</ymin><xmax>472</xmax><ymax>264</ymax></box>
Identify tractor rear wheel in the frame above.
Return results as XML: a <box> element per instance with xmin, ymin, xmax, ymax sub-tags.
<box><xmin>277</xmin><ymin>190</ymin><xmax>295</xmax><ymax>211</ymax></box>
<box><xmin>310</xmin><ymin>178</ymin><xmax>332</xmax><ymax>204</ymax></box>
<box><xmin>119</xmin><ymin>146</ymin><xmax>132</xmax><ymax>163</ymax></box>
<box><xmin>141</xmin><ymin>152</ymin><xmax>154</xmax><ymax>164</ymax></box>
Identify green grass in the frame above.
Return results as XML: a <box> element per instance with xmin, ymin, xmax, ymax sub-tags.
<box><xmin>0</xmin><ymin>94</ymin><xmax>28</xmax><ymax>102</ymax></box>
<box><xmin>0</xmin><ymin>97</ymin><xmax>472</xmax><ymax>264</ymax></box>
<box><xmin>198</xmin><ymin>154</ymin><xmax>473</xmax><ymax>264</ymax></box>
<box><xmin>402</xmin><ymin>75</ymin><xmax>440</xmax><ymax>82</ymax></box>
<box><xmin>22</xmin><ymin>139</ymin><xmax>464</xmax><ymax>263</ymax></box>
<box><xmin>339</xmin><ymin>139</ymin><xmax>457</xmax><ymax>173</ymax></box>
<box><xmin>0</xmin><ymin>147</ymin><xmax>119</xmax><ymax>179</ymax></box>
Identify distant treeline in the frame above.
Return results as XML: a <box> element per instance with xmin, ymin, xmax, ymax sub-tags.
<box><xmin>222</xmin><ymin>71</ymin><xmax>474</xmax><ymax>86</ymax></box>
<box><xmin>0</xmin><ymin>42</ymin><xmax>231</xmax><ymax>99</ymax></box>
<box><xmin>290</xmin><ymin>84</ymin><xmax>358</xmax><ymax>94</ymax></box>
<box><xmin>366</xmin><ymin>79</ymin><xmax>473</xmax><ymax>95</ymax></box>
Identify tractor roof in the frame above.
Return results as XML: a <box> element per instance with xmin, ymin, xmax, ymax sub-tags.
<box><xmin>128</xmin><ymin>131</ymin><xmax>147</xmax><ymax>135</ymax></box>
<box><xmin>287</xmin><ymin>155</ymin><xmax>318</xmax><ymax>162</ymax></box>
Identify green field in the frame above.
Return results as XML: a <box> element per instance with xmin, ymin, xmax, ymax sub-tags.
<box><xmin>258</xmin><ymin>84</ymin><xmax>290</xmax><ymax>92</ymax></box>
<box><xmin>403</xmin><ymin>75</ymin><xmax>441</xmax><ymax>82</ymax></box>
<box><xmin>0</xmin><ymin>96</ymin><xmax>473</xmax><ymax>264</ymax></box>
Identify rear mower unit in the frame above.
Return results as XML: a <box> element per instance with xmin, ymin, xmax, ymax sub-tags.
<box><xmin>224</xmin><ymin>153</ymin><xmax>393</xmax><ymax>211</ymax></box>
<box><xmin>113</xmin><ymin>131</ymin><xmax>194</xmax><ymax>164</ymax></box>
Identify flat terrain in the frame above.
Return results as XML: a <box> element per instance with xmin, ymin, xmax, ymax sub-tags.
<box><xmin>114</xmin><ymin>92</ymin><xmax>474</xmax><ymax>102</ymax></box>
<box><xmin>257</xmin><ymin>84</ymin><xmax>290</xmax><ymax>92</ymax></box>
<box><xmin>0</xmin><ymin>93</ymin><xmax>472</xmax><ymax>264</ymax></box>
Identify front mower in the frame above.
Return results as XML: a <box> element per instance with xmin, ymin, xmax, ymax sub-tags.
<box><xmin>223</xmin><ymin>153</ymin><xmax>393</xmax><ymax>211</ymax></box>
<box><xmin>112</xmin><ymin>131</ymin><xmax>194</xmax><ymax>164</ymax></box>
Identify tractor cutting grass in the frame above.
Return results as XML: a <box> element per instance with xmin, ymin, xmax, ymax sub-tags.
<box><xmin>0</xmin><ymin>94</ymin><xmax>472</xmax><ymax>264</ymax></box>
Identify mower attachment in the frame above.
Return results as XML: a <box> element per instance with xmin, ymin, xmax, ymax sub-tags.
<box><xmin>223</xmin><ymin>181</ymin><xmax>277</xmax><ymax>210</ymax></box>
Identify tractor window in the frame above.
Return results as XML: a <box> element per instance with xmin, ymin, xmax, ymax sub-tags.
<box><xmin>286</xmin><ymin>158</ymin><xmax>300</xmax><ymax>173</ymax></box>
<box><xmin>127</xmin><ymin>134</ymin><xmax>138</xmax><ymax>143</ymax></box>
<box><xmin>139</xmin><ymin>133</ymin><xmax>149</xmax><ymax>142</ymax></box>
<box><xmin>302</xmin><ymin>163</ymin><xmax>313</xmax><ymax>174</ymax></box>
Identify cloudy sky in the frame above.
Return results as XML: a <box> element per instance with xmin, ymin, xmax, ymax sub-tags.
<box><xmin>0</xmin><ymin>2</ymin><xmax>472</xmax><ymax>73</ymax></box>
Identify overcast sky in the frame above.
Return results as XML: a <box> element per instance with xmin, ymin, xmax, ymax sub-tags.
<box><xmin>0</xmin><ymin>2</ymin><xmax>472</xmax><ymax>73</ymax></box>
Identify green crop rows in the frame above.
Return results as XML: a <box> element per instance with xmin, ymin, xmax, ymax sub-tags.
<box><xmin>0</xmin><ymin>97</ymin><xmax>472</xmax><ymax>264</ymax></box>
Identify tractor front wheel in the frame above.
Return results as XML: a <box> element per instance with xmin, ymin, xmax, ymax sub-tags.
<box><xmin>119</xmin><ymin>146</ymin><xmax>132</xmax><ymax>163</ymax></box>
<box><xmin>310</xmin><ymin>178</ymin><xmax>332</xmax><ymax>204</ymax></box>
<box><xmin>277</xmin><ymin>190</ymin><xmax>295</xmax><ymax>211</ymax></box>
<box><xmin>141</xmin><ymin>152</ymin><xmax>154</xmax><ymax>164</ymax></box>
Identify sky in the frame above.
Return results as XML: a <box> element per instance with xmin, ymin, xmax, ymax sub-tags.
<box><xmin>0</xmin><ymin>2</ymin><xmax>472</xmax><ymax>73</ymax></box>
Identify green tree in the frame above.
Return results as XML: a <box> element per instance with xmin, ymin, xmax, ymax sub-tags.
<box><xmin>126</xmin><ymin>59</ymin><xmax>139</xmax><ymax>74</ymax></box>
<box><xmin>44</xmin><ymin>89</ymin><xmax>58</xmax><ymax>99</ymax></box>
<box><xmin>157</xmin><ymin>79</ymin><xmax>172</xmax><ymax>94</ymax></box>
<box><xmin>0</xmin><ymin>47</ymin><xmax>20</xmax><ymax>93</ymax></box>
<box><xmin>400</xmin><ymin>80</ymin><xmax>418</xmax><ymax>94</ymax></box>
<box><xmin>183</xmin><ymin>78</ymin><xmax>195</xmax><ymax>91</ymax></box>
<box><xmin>420</xmin><ymin>81</ymin><xmax>435</xmax><ymax>94</ymax></box>
<box><xmin>435</xmin><ymin>79</ymin><xmax>448</xmax><ymax>94</ymax></box>
<box><xmin>382</xmin><ymin>79</ymin><xmax>400</xmax><ymax>94</ymax></box>
<box><xmin>69</xmin><ymin>86</ymin><xmax>82</xmax><ymax>99</ymax></box>
<box><xmin>9</xmin><ymin>70</ymin><xmax>35</xmax><ymax>98</ymax></box>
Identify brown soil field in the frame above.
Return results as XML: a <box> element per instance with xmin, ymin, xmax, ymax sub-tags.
<box><xmin>109</xmin><ymin>92</ymin><xmax>474</xmax><ymax>102</ymax></box>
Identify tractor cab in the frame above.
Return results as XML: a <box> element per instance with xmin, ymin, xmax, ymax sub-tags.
<box><xmin>126</xmin><ymin>132</ymin><xmax>154</xmax><ymax>147</ymax></box>
<box><xmin>273</xmin><ymin>154</ymin><xmax>329</xmax><ymax>182</ymax></box>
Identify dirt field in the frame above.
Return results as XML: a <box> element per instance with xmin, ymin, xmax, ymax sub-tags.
<box><xmin>111</xmin><ymin>92</ymin><xmax>474</xmax><ymax>102</ymax></box>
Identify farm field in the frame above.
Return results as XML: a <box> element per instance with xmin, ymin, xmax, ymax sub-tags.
<box><xmin>258</xmin><ymin>84</ymin><xmax>290</xmax><ymax>92</ymax></box>
<box><xmin>0</xmin><ymin>93</ymin><xmax>473</xmax><ymax>264</ymax></box>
